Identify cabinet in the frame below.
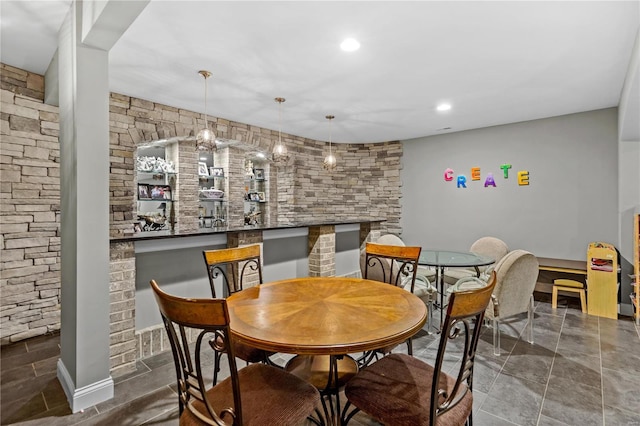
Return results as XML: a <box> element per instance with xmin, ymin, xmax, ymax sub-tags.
<box><xmin>199</xmin><ymin>172</ymin><xmax>227</xmax><ymax>229</ymax></box>
<box><xmin>244</xmin><ymin>163</ymin><xmax>267</xmax><ymax>226</ymax></box>
<box><xmin>633</xmin><ymin>214</ymin><xmax>639</xmax><ymax>324</ymax></box>
<box><xmin>586</xmin><ymin>242</ymin><xmax>618</xmax><ymax>319</ymax></box>
<box><xmin>136</xmin><ymin>146</ymin><xmax>177</xmax><ymax>232</ymax></box>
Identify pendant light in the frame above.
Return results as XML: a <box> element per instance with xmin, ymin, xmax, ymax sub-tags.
<box><xmin>272</xmin><ymin>97</ymin><xmax>289</xmax><ymax>164</ymax></box>
<box><xmin>323</xmin><ymin>115</ymin><xmax>337</xmax><ymax>170</ymax></box>
<box><xmin>196</xmin><ymin>70</ymin><xmax>216</xmax><ymax>152</ymax></box>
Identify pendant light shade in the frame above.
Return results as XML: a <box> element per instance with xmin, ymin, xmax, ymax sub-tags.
<box><xmin>272</xmin><ymin>97</ymin><xmax>290</xmax><ymax>164</ymax></box>
<box><xmin>323</xmin><ymin>115</ymin><xmax>337</xmax><ymax>171</ymax></box>
<box><xmin>196</xmin><ymin>70</ymin><xmax>216</xmax><ymax>152</ymax></box>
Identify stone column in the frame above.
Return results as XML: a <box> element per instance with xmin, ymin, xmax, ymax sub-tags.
<box><xmin>308</xmin><ymin>225</ymin><xmax>336</xmax><ymax>277</ymax></box>
<box><xmin>227</xmin><ymin>230</ymin><xmax>263</xmax><ymax>288</ymax></box>
<box><xmin>360</xmin><ymin>222</ymin><xmax>381</xmax><ymax>250</ymax></box>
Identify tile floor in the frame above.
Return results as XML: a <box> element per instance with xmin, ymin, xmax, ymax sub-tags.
<box><xmin>1</xmin><ymin>294</ymin><xmax>639</xmax><ymax>426</ymax></box>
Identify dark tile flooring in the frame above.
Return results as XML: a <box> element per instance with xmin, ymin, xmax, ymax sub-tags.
<box><xmin>1</xmin><ymin>294</ymin><xmax>639</xmax><ymax>425</ymax></box>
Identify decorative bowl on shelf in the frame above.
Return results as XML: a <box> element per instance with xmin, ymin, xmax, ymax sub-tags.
<box><xmin>199</xmin><ymin>188</ymin><xmax>224</xmax><ymax>199</ymax></box>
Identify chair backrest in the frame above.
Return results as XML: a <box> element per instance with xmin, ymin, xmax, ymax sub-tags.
<box><xmin>203</xmin><ymin>245</ymin><xmax>263</xmax><ymax>297</ymax></box>
<box><xmin>488</xmin><ymin>249</ymin><xmax>539</xmax><ymax>319</ymax></box>
<box><xmin>150</xmin><ymin>279</ymin><xmax>243</xmax><ymax>425</ymax></box>
<box><xmin>431</xmin><ymin>272</ymin><xmax>497</xmax><ymax>421</ymax></box>
<box><xmin>469</xmin><ymin>237</ymin><xmax>509</xmax><ymax>271</ymax></box>
<box><xmin>363</xmin><ymin>242</ymin><xmax>421</xmax><ymax>290</ymax></box>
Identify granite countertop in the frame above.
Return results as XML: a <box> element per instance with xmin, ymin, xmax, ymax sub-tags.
<box><xmin>110</xmin><ymin>218</ymin><xmax>386</xmax><ymax>243</ymax></box>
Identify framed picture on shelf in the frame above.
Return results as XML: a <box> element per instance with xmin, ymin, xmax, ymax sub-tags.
<box><xmin>254</xmin><ymin>168</ymin><xmax>265</xmax><ymax>180</ymax></box>
<box><xmin>257</xmin><ymin>191</ymin><xmax>266</xmax><ymax>202</ymax></box>
<box><xmin>249</xmin><ymin>192</ymin><xmax>260</xmax><ymax>202</ymax></box>
<box><xmin>137</xmin><ymin>184</ymin><xmax>150</xmax><ymax>199</ymax></box>
<box><xmin>211</xmin><ymin>167</ymin><xmax>224</xmax><ymax>177</ymax></box>
<box><xmin>150</xmin><ymin>185</ymin><xmax>172</xmax><ymax>200</ymax></box>
<box><xmin>198</xmin><ymin>162</ymin><xmax>209</xmax><ymax>176</ymax></box>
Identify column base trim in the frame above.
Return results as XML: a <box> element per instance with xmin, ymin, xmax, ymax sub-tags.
<box><xmin>57</xmin><ymin>359</ymin><xmax>114</xmax><ymax>413</ymax></box>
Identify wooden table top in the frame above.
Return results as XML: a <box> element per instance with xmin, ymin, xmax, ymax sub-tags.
<box><xmin>227</xmin><ymin>276</ymin><xmax>428</xmax><ymax>355</ymax></box>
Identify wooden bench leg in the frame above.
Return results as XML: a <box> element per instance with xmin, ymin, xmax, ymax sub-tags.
<box><xmin>552</xmin><ymin>285</ymin><xmax>558</xmax><ymax>309</ymax></box>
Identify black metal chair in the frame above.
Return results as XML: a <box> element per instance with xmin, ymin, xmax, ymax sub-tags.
<box><xmin>358</xmin><ymin>241</ymin><xmax>422</xmax><ymax>367</ymax></box>
<box><xmin>202</xmin><ymin>245</ymin><xmax>277</xmax><ymax>385</ymax></box>
<box><xmin>342</xmin><ymin>272</ymin><xmax>497</xmax><ymax>426</ymax></box>
<box><xmin>150</xmin><ymin>279</ymin><xmax>322</xmax><ymax>425</ymax></box>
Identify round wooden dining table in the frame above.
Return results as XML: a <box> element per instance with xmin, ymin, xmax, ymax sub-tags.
<box><xmin>226</xmin><ymin>276</ymin><xmax>428</xmax><ymax>356</ymax></box>
<box><xmin>227</xmin><ymin>276</ymin><xmax>427</xmax><ymax>425</ymax></box>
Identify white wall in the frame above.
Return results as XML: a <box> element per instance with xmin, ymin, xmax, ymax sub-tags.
<box><xmin>400</xmin><ymin>108</ymin><xmax>618</xmax><ymax>262</ymax></box>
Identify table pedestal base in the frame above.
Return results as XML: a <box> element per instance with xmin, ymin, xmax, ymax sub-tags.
<box><xmin>285</xmin><ymin>355</ymin><xmax>358</xmax><ymax>425</ymax></box>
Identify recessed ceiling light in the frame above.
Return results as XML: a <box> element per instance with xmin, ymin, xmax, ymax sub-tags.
<box><xmin>340</xmin><ymin>38</ymin><xmax>360</xmax><ymax>52</ymax></box>
<box><xmin>436</xmin><ymin>103</ymin><xmax>452</xmax><ymax>112</ymax></box>
<box><xmin>199</xmin><ymin>156</ymin><xmax>208</xmax><ymax>161</ymax></box>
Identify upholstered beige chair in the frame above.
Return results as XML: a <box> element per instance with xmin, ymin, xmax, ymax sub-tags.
<box><xmin>443</xmin><ymin>236</ymin><xmax>509</xmax><ymax>285</ymax></box>
<box><xmin>484</xmin><ymin>249</ymin><xmax>539</xmax><ymax>355</ymax></box>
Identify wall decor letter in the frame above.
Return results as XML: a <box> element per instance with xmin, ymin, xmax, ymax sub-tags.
<box><xmin>444</xmin><ymin>168</ymin><xmax>454</xmax><ymax>181</ymax></box>
<box><xmin>500</xmin><ymin>163</ymin><xmax>512</xmax><ymax>178</ymax></box>
<box><xmin>518</xmin><ymin>170</ymin><xmax>530</xmax><ymax>185</ymax></box>
<box><xmin>457</xmin><ymin>175</ymin><xmax>467</xmax><ymax>188</ymax></box>
<box><xmin>471</xmin><ymin>167</ymin><xmax>480</xmax><ymax>181</ymax></box>
<box><xmin>484</xmin><ymin>173</ymin><xmax>497</xmax><ymax>187</ymax></box>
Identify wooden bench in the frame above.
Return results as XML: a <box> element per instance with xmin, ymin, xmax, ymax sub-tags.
<box><xmin>536</xmin><ymin>258</ymin><xmax>587</xmax><ymax>303</ymax></box>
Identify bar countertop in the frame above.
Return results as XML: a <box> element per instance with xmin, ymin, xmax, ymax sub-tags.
<box><xmin>110</xmin><ymin>218</ymin><xmax>386</xmax><ymax>243</ymax></box>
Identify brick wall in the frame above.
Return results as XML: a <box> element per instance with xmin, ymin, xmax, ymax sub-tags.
<box><xmin>1</xmin><ymin>63</ymin><xmax>402</xmax><ymax>352</ymax></box>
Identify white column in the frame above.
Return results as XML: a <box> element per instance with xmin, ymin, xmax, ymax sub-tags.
<box><xmin>57</xmin><ymin>1</ymin><xmax>113</xmax><ymax>412</ymax></box>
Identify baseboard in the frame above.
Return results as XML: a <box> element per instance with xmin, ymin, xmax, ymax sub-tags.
<box><xmin>57</xmin><ymin>359</ymin><xmax>114</xmax><ymax>413</ymax></box>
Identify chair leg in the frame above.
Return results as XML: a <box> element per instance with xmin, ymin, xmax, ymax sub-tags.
<box><xmin>493</xmin><ymin>318</ymin><xmax>500</xmax><ymax>356</ymax></box>
<box><xmin>427</xmin><ymin>300</ymin><xmax>434</xmax><ymax>334</ymax></box>
<box><xmin>552</xmin><ymin>285</ymin><xmax>558</xmax><ymax>309</ymax></box>
<box><xmin>579</xmin><ymin>289</ymin><xmax>587</xmax><ymax>313</ymax></box>
<box><xmin>527</xmin><ymin>295</ymin><xmax>534</xmax><ymax>344</ymax></box>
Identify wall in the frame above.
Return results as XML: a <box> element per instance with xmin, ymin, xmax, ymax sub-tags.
<box><xmin>400</xmin><ymin>108</ymin><xmax>619</xmax><ymax>261</ymax></box>
<box><xmin>0</xmin><ymin>65</ymin><xmax>61</xmax><ymax>344</ymax></box>
<box><xmin>1</xmin><ymin>63</ymin><xmax>401</xmax><ymax>348</ymax></box>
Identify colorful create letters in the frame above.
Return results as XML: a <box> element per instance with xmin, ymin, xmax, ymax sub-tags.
<box><xmin>444</xmin><ymin>165</ymin><xmax>530</xmax><ymax>188</ymax></box>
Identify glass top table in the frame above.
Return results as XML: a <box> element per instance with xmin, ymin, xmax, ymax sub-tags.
<box><xmin>419</xmin><ymin>250</ymin><xmax>495</xmax><ymax>269</ymax></box>
<box><xmin>419</xmin><ymin>250</ymin><xmax>495</xmax><ymax>329</ymax></box>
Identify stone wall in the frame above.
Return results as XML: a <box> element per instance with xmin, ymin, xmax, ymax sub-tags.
<box><xmin>1</xmin><ymin>64</ymin><xmax>61</xmax><ymax>344</ymax></box>
<box><xmin>1</xmin><ymin>63</ymin><xmax>403</xmax><ymax>351</ymax></box>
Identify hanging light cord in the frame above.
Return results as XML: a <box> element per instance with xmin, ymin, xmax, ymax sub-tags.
<box><xmin>203</xmin><ymin>75</ymin><xmax>209</xmax><ymax>132</ymax></box>
<box><xmin>278</xmin><ymin>101</ymin><xmax>282</xmax><ymax>145</ymax></box>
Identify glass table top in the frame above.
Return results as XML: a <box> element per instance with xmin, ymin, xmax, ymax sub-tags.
<box><xmin>419</xmin><ymin>250</ymin><xmax>495</xmax><ymax>268</ymax></box>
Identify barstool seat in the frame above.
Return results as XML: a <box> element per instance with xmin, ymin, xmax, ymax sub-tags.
<box><xmin>552</xmin><ymin>279</ymin><xmax>587</xmax><ymax>313</ymax></box>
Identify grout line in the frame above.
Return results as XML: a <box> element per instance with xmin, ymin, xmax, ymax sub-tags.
<box><xmin>598</xmin><ymin>317</ymin><xmax>606</xmax><ymax>426</ymax></box>
<box><xmin>535</xmin><ymin>305</ymin><xmax>565</xmax><ymax>426</ymax></box>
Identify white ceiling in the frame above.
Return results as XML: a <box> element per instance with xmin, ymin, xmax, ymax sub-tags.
<box><xmin>1</xmin><ymin>1</ymin><xmax>639</xmax><ymax>143</ymax></box>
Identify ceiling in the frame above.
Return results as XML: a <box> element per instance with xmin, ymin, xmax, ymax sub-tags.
<box><xmin>1</xmin><ymin>1</ymin><xmax>639</xmax><ymax>143</ymax></box>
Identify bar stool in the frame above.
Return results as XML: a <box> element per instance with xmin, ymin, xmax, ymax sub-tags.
<box><xmin>552</xmin><ymin>278</ymin><xmax>587</xmax><ymax>313</ymax></box>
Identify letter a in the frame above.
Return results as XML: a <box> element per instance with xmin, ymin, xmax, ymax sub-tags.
<box><xmin>484</xmin><ymin>173</ymin><xmax>497</xmax><ymax>187</ymax></box>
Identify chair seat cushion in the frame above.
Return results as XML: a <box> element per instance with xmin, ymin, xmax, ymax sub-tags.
<box><xmin>443</xmin><ymin>268</ymin><xmax>477</xmax><ymax>285</ymax></box>
<box><xmin>211</xmin><ymin>335</ymin><xmax>273</xmax><ymax>363</ymax></box>
<box><xmin>234</xmin><ymin>340</ymin><xmax>273</xmax><ymax>363</ymax></box>
<box><xmin>180</xmin><ymin>364</ymin><xmax>320</xmax><ymax>426</ymax></box>
<box><xmin>553</xmin><ymin>279</ymin><xmax>584</xmax><ymax>289</ymax></box>
<box><xmin>345</xmin><ymin>353</ymin><xmax>472</xmax><ymax>426</ymax></box>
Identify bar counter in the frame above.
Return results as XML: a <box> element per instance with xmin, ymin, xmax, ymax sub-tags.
<box><xmin>110</xmin><ymin>218</ymin><xmax>385</xmax><ymax>243</ymax></box>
